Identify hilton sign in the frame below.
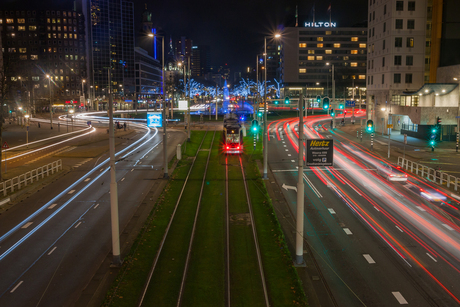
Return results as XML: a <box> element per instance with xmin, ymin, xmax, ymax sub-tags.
<box><xmin>304</xmin><ymin>22</ymin><xmax>337</xmax><ymax>28</ymax></box>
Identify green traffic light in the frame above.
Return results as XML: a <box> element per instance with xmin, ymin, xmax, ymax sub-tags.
<box><xmin>274</xmin><ymin>101</ymin><xmax>278</xmax><ymax>105</ymax></box>
<box><xmin>258</xmin><ymin>112</ymin><xmax>262</xmax><ymax>117</ymax></box>
<box><xmin>430</xmin><ymin>140</ymin><xmax>435</xmax><ymax>145</ymax></box>
<box><xmin>432</xmin><ymin>129</ymin><xmax>437</xmax><ymax>133</ymax></box>
<box><xmin>339</xmin><ymin>104</ymin><xmax>344</xmax><ymax>109</ymax></box>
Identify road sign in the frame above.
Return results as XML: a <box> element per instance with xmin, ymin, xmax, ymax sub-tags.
<box><xmin>387</xmin><ymin>124</ymin><xmax>393</xmax><ymax>128</ymax></box>
<box><xmin>345</xmin><ymin>100</ymin><xmax>356</xmax><ymax>107</ymax></box>
<box><xmin>306</xmin><ymin>139</ymin><xmax>333</xmax><ymax>166</ymax></box>
<box><xmin>2</xmin><ymin>141</ymin><xmax>9</xmax><ymax>149</ymax></box>
<box><xmin>147</xmin><ymin>112</ymin><xmax>163</xmax><ymax>128</ymax></box>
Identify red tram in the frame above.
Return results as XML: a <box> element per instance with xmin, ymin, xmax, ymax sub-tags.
<box><xmin>223</xmin><ymin>113</ymin><xmax>243</xmax><ymax>154</ymax></box>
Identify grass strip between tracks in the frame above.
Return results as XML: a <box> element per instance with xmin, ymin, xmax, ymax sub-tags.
<box><xmin>103</xmin><ymin>130</ymin><xmax>307</xmax><ymax>306</ymax></box>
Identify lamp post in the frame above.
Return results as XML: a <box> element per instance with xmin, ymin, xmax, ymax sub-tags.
<box><xmin>46</xmin><ymin>74</ymin><xmax>53</xmax><ymax>129</ymax></box>
<box><xmin>69</xmin><ymin>109</ymin><xmax>74</xmax><ymax>132</ymax></box>
<box><xmin>81</xmin><ymin>79</ymin><xmax>86</xmax><ymax>108</ymax></box>
<box><xmin>326</xmin><ymin>62</ymin><xmax>335</xmax><ymax>128</ymax></box>
<box><xmin>24</xmin><ymin>114</ymin><xmax>29</xmax><ymax>148</ymax></box>
<box><xmin>263</xmin><ymin>33</ymin><xmax>281</xmax><ymax>180</ymax></box>
<box><xmin>149</xmin><ymin>33</ymin><xmax>168</xmax><ymax>178</ymax></box>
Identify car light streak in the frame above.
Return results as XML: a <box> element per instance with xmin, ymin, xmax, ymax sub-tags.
<box><xmin>0</xmin><ymin>124</ymin><xmax>156</xmax><ymax>245</ymax></box>
<box><xmin>3</xmin><ymin>127</ymin><xmax>96</xmax><ymax>162</ymax></box>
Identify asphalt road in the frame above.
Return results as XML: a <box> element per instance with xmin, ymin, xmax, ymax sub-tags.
<box><xmin>0</xmin><ymin>122</ymin><xmax>186</xmax><ymax>306</ymax></box>
<box><xmin>268</xmin><ymin>115</ymin><xmax>460</xmax><ymax>306</ymax></box>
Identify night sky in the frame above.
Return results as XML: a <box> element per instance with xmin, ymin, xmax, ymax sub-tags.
<box><xmin>5</xmin><ymin>0</ymin><xmax>368</xmax><ymax>74</ymax></box>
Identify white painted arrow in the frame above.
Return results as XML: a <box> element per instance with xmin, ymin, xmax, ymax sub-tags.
<box><xmin>282</xmin><ymin>183</ymin><xmax>297</xmax><ymax>192</ymax></box>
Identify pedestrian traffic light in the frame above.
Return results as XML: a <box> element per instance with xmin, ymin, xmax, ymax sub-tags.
<box><xmin>323</xmin><ymin>97</ymin><xmax>329</xmax><ymax>110</ymax></box>
<box><xmin>366</xmin><ymin>120</ymin><xmax>374</xmax><ymax>132</ymax></box>
<box><xmin>284</xmin><ymin>97</ymin><xmax>290</xmax><ymax>104</ymax></box>
<box><xmin>331</xmin><ymin>110</ymin><xmax>335</xmax><ymax>117</ymax></box>
<box><xmin>316</xmin><ymin>95</ymin><xmax>321</xmax><ymax>104</ymax></box>
<box><xmin>274</xmin><ymin>100</ymin><xmax>279</xmax><ymax>105</ymax></box>
<box><xmin>339</xmin><ymin>104</ymin><xmax>344</xmax><ymax>109</ymax></box>
<box><xmin>251</xmin><ymin>119</ymin><xmax>259</xmax><ymax>132</ymax></box>
<box><xmin>430</xmin><ymin>125</ymin><xmax>439</xmax><ymax>150</ymax></box>
<box><xmin>258</xmin><ymin>111</ymin><xmax>262</xmax><ymax>117</ymax></box>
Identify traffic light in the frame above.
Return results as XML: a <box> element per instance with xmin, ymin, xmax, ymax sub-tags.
<box><xmin>331</xmin><ymin>110</ymin><xmax>335</xmax><ymax>117</ymax></box>
<box><xmin>323</xmin><ymin>97</ymin><xmax>329</xmax><ymax>110</ymax></box>
<box><xmin>274</xmin><ymin>100</ymin><xmax>279</xmax><ymax>105</ymax></box>
<box><xmin>316</xmin><ymin>95</ymin><xmax>321</xmax><ymax>104</ymax></box>
<box><xmin>284</xmin><ymin>97</ymin><xmax>290</xmax><ymax>104</ymax></box>
<box><xmin>430</xmin><ymin>125</ymin><xmax>439</xmax><ymax>150</ymax></box>
<box><xmin>339</xmin><ymin>104</ymin><xmax>344</xmax><ymax>109</ymax></box>
<box><xmin>366</xmin><ymin>120</ymin><xmax>374</xmax><ymax>132</ymax></box>
<box><xmin>257</xmin><ymin>111</ymin><xmax>262</xmax><ymax>117</ymax></box>
<box><xmin>251</xmin><ymin>119</ymin><xmax>259</xmax><ymax>132</ymax></box>
<box><xmin>437</xmin><ymin>116</ymin><xmax>442</xmax><ymax>126</ymax></box>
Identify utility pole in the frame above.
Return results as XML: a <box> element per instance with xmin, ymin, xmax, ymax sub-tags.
<box><xmin>296</xmin><ymin>92</ymin><xmax>305</xmax><ymax>265</ymax></box>
<box><xmin>215</xmin><ymin>84</ymin><xmax>218</xmax><ymax>121</ymax></box>
<box><xmin>162</xmin><ymin>36</ymin><xmax>168</xmax><ymax>179</ymax></box>
<box><xmin>187</xmin><ymin>56</ymin><xmax>191</xmax><ymax>142</ymax></box>
<box><xmin>263</xmin><ymin>38</ymin><xmax>268</xmax><ymax>180</ymax></box>
<box><xmin>332</xmin><ymin>64</ymin><xmax>335</xmax><ymax>129</ymax></box>
<box><xmin>108</xmin><ymin>68</ymin><xmax>121</xmax><ymax>267</ymax></box>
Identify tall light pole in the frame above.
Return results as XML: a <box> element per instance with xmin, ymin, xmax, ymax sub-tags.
<box><xmin>149</xmin><ymin>33</ymin><xmax>168</xmax><ymax>178</ymax></box>
<box><xmin>81</xmin><ymin>79</ymin><xmax>86</xmax><ymax>108</ymax></box>
<box><xmin>46</xmin><ymin>74</ymin><xmax>53</xmax><ymax>129</ymax></box>
<box><xmin>263</xmin><ymin>33</ymin><xmax>281</xmax><ymax>180</ymax></box>
<box><xmin>296</xmin><ymin>92</ymin><xmax>305</xmax><ymax>265</ymax></box>
<box><xmin>326</xmin><ymin>63</ymin><xmax>336</xmax><ymax>129</ymax></box>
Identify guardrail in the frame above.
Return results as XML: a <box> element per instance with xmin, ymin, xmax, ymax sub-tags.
<box><xmin>397</xmin><ymin>156</ymin><xmax>459</xmax><ymax>191</ymax></box>
<box><xmin>0</xmin><ymin>160</ymin><xmax>62</xmax><ymax>196</ymax></box>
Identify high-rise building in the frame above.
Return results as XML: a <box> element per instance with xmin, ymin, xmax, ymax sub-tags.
<box><xmin>191</xmin><ymin>45</ymin><xmax>210</xmax><ymax>78</ymax></box>
<box><xmin>175</xmin><ymin>37</ymin><xmax>192</xmax><ymax>63</ymax></box>
<box><xmin>81</xmin><ymin>0</ymin><xmax>135</xmax><ymax>106</ymax></box>
<box><xmin>0</xmin><ymin>9</ymin><xmax>87</xmax><ymax>111</ymax></box>
<box><xmin>367</xmin><ymin>0</ymin><xmax>460</xmax><ymax>139</ymax></box>
<box><xmin>265</xmin><ymin>43</ymin><xmax>281</xmax><ymax>82</ymax></box>
<box><xmin>281</xmin><ymin>25</ymin><xmax>367</xmax><ymax>102</ymax></box>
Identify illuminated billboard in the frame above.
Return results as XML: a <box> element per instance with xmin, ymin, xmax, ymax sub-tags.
<box><xmin>178</xmin><ymin>100</ymin><xmax>188</xmax><ymax>110</ymax></box>
<box><xmin>147</xmin><ymin>112</ymin><xmax>163</xmax><ymax>128</ymax></box>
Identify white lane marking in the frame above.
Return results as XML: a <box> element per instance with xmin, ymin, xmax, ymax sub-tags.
<box><xmin>10</xmin><ymin>281</ymin><xmax>23</xmax><ymax>293</ymax></box>
<box><xmin>84</xmin><ymin>178</ymin><xmax>91</xmax><ymax>182</ymax></box>
<box><xmin>139</xmin><ymin>161</ymin><xmax>142</xmax><ymax>164</ymax></box>
<box><xmin>288</xmin><ymin>154</ymin><xmax>292</xmax><ymax>157</ymax></box>
<box><xmin>121</xmin><ymin>178</ymin><xmax>125</xmax><ymax>182</ymax></box>
<box><xmin>100</xmin><ymin>168</ymin><xmax>104</xmax><ymax>172</ymax></box>
<box><xmin>375</xmin><ymin>139</ymin><xmax>387</xmax><ymax>145</ymax></box>
<box><xmin>395</xmin><ymin>226</ymin><xmax>404</xmax><ymax>232</ymax></box>
<box><xmin>75</xmin><ymin>222</ymin><xmax>82</xmax><ymax>228</ymax></box>
<box><xmin>343</xmin><ymin>228</ymin><xmax>353</xmax><ymax>235</ymax></box>
<box><xmin>442</xmin><ymin>224</ymin><xmax>454</xmax><ymax>231</ymax></box>
<box><xmin>291</xmin><ymin>160</ymin><xmax>295</xmax><ymax>162</ymax></box>
<box><xmin>282</xmin><ymin>141</ymin><xmax>285</xmax><ymax>143</ymax></box>
<box><xmin>426</xmin><ymin>253</ymin><xmax>437</xmax><ymax>262</ymax></box>
<box><xmin>303</xmin><ymin>173</ymin><xmax>323</xmax><ymax>198</ymax></box>
<box><xmin>416</xmin><ymin>206</ymin><xmax>426</xmax><ymax>212</ymax></box>
<box><xmin>392</xmin><ymin>292</ymin><xmax>408</xmax><ymax>304</ymax></box>
<box><xmin>363</xmin><ymin>254</ymin><xmax>376</xmax><ymax>264</ymax></box>
<box><xmin>374</xmin><ymin>206</ymin><xmax>380</xmax><ymax>212</ymax></box>
<box><xmin>68</xmin><ymin>190</ymin><xmax>75</xmax><ymax>195</ymax></box>
<box><xmin>131</xmin><ymin>169</ymin><xmax>134</xmax><ymax>172</ymax></box>
<box><xmin>283</xmin><ymin>145</ymin><xmax>287</xmax><ymax>147</ymax></box>
<box><xmin>328</xmin><ymin>208</ymin><xmax>336</xmax><ymax>214</ymax></box>
<box><xmin>94</xmin><ymin>203</ymin><xmax>100</xmax><ymax>209</ymax></box>
<box><xmin>21</xmin><ymin>222</ymin><xmax>33</xmax><ymax>229</ymax></box>
<box><xmin>48</xmin><ymin>204</ymin><xmax>58</xmax><ymax>209</ymax></box>
<box><xmin>48</xmin><ymin>247</ymin><xmax>57</xmax><ymax>255</ymax></box>
<box><xmin>285</xmin><ymin>149</ymin><xmax>289</xmax><ymax>152</ymax></box>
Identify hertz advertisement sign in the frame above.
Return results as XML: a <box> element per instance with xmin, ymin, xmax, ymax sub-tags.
<box><xmin>306</xmin><ymin>139</ymin><xmax>333</xmax><ymax>166</ymax></box>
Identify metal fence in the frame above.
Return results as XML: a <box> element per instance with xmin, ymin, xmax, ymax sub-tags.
<box><xmin>0</xmin><ymin>160</ymin><xmax>62</xmax><ymax>196</ymax></box>
<box><xmin>397</xmin><ymin>156</ymin><xmax>459</xmax><ymax>191</ymax></box>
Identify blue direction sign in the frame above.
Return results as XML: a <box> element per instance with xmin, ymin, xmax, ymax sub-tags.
<box><xmin>345</xmin><ymin>100</ymin><xmax>355</xmax><ymax>107</ymax></box>
<box><xmin>147</xmin><ymin>112</ymin><xmax>163</xmax><ymax>128</ymax></box>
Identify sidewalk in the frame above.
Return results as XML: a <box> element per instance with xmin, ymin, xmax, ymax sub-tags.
<box><xmin>335</xmin><ymin>118</ymin><xmax>460</xmax><ymax>177</ymax></box>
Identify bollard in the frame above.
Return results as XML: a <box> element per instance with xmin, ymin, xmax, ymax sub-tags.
<box><xmin>176</xmin><ymin>144</ymin><xmax>182</xmax><ymax>160</ymax></box>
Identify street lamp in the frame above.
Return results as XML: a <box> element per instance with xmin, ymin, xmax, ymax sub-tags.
<box><xmin>149</xmin><ymin>32</ymin><xmax>168</xmax><ymax>179</ymax></box>
<box><xmin>263</xmin><ymin>32</ymin><xmax>281</xmax><ymax>180</ymax></box>
<box><xmin>24</xmin><ymin>114</ymin><xmax>29</xmax><ymax>147</ymax></box>
<box><xmin>81</xmin><ymin>79</ymin><xmax>86</xmax><ymax>108</ymax></box>
<box><xmin>326</xmin><ymin>62</ymin><xmax>336</xmax><ymax>128</ymax></box>
<box><xmin>46</xmin><ymin>74</ymin><xmax>53</xmax><ymax>129</ymax></box>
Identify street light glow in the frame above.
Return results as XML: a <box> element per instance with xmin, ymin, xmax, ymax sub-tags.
<box><xmin>274</xmin><ymin>33</ymin><xmax>281</xmax><ymax>38</ymax></box>
<box><xmin>148</xmin><ymin>33</ymin><xmax>154</xmax><ymax>37</ymax></box>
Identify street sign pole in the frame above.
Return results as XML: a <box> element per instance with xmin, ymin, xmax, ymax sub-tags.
<box><xmin>2</xmin><ymin>142</ymin><xmax>9</xmax><ymax>173</ymax></box>
<box><xmin>295</xmin><ymin>93</ymin><xmax>305</xmax><ymax>266</ymax></box>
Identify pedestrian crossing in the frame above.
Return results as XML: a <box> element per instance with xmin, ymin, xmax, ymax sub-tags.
<box><xmin>73</xmin><ymin>158</ymin><xmax>92</xmax><ymax>168</ymax></box>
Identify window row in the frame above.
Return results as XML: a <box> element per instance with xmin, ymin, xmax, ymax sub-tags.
<box><xmin>368</xmin><ymin>55</ymin><xmax>413</xmax><ymax>68</ymax></box>
<box><xmin>46</xmin><ymin>18</ymin><xmax>77</xmax><ymax>25</ymax></box>
<box><xmin>48</xmin><ymin>33</ymin><xmax>78</xmax><ymax>39</ymax></box>
<box><xmin>299</xmin><ymin>43</ymin><xmax>366</xmax><ymax>48</ymax></box>
<box><xmin>367</xmin><ymin>73</ymin><xmax>413</xmax><ymax>85</ymax></box>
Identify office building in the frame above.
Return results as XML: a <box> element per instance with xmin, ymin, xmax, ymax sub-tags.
<box><xmin>0</xmin><ymin>9</ymin><xmax>87</xmax><ymax>111</ymax></box>
<box><xmin>81</xmin><ymin>0</ymin><xmax>135</xmax><ymax>108</ymax></box>
<box><xmin>368</xmin><ymin>0</ymin><xmax>460</xmax><ymax>140</ymax></box>
<box><xmin>134</xmin><ymin>47</ymin><xmax>162</xmax><ymax>106</ymax></box>
<box><xmin>191</xmin><ymin>45</ymin><xmax>210</xmax><ymax>78</ymax></box>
